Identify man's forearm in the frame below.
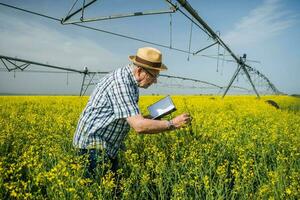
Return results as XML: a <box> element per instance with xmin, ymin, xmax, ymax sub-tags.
<box><xmin>127</xmin><ymin>113</ymin><xmax>190</xmax><ymax>134</ymax></box>
<box><xmin>135</xmin><ymin>118</ymin><xmax>171</xmax><ymax>134</ymax></box>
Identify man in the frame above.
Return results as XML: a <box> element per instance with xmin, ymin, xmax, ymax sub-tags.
<box><xmin>73</xmin><ymin>47</ymin><xmax>191</xmax><ymax>178</ymax></box>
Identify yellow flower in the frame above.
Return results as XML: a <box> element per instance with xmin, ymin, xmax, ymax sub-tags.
<box><xmin>203</xmin><ymin>175</ymin><xmax>210</xmax><ymax>190</ymax></box>
<box><xmin>285</xmin><ymin>188</ymin><xmax>292</xmax><ymax>195</ymax></box>
<box><xmin>10</xmin><ymin>190</ymin><xmax>18</xmax><ymax>198</ymax></box>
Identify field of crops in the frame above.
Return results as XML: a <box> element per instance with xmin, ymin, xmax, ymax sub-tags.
<box><xmin>0</xmin><ymin>95</ymin><xmax>299</xmax><ymax>199</ymax></box>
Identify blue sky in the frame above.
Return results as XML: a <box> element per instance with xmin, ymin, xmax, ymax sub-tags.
<box><xmin>0</xmin><ymin>0</ymin><xmax>299</xmax><ymax>95</ymax></box>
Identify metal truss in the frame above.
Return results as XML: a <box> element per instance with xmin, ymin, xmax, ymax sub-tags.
<box><xmin>0</xmin><ymin>1</ymin><xmax>282</xmax><ymax>96</ymax></box>
<box><xmin>79</xmin><ymin>69</ymin><xmax>108</xmax><ymax>96</ymax></box>
<box><xmin>61</xmin><ymin>0</ymin><xmax>178</xmax><ymax>24</ymax></box>
<box><xmin>0</xmin><ymin>55</ymin><xmax>84</xmax><ymax>74</ymax></box>
<box><xmin>156</xmin><ymin>76</ymin><xmax>251</xmax><ymax>93</ymax></box>
<box><xmin>0</xmin><ymin>55</ymin><xmax>108</xmax><ymax>96</ymax></box>
<box><xmin>59</xmin><ymin>0</ymin><xmax>281</xmax><ymax>97</ymax></box>
<box><xmin>167</xmin><ymin>0</ymin><xmax>259</xmax><ymax>98</ymax></box>
<box><xmin>1</xmin><ymin>54</ymin><xmax>251</xmax><ymax>96</ymax></box>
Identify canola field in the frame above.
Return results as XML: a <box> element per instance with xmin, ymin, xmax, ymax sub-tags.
<box><xmin>0</xmin><ymin>95</ymin><xmax>299</xmax><ymax>199</ymax></box>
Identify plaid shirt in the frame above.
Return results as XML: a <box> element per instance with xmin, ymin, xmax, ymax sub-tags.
<box><xmin>73</xmin><ymin>64</ymin><xmax>140</xmax><ymax>158</ymax></box>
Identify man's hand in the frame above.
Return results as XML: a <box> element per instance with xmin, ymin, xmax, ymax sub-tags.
<box><xmin>127</xmin><ymin>113</ymin><xmax>192</xmax><ymax>134</ymax></box>
<box><xmin>171</xmin><ymin>113</ymin><xmax>192</xmax><ymax>128</ymax></box>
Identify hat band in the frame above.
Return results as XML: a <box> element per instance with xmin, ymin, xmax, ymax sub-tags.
<box><xmin>135</xmin><ymin>56</ymin><xmax>161</xmax><ymax>68</ymax></box>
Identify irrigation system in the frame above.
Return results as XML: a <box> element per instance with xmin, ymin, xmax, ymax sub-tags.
<box><xmin>0</xmin><ymin>54</ymin><xmax>251</xmax><ymax>96</ymax></box>
<box><xmin>0</xmin><ymin>1</ymin><xmax>282</xmax><ymax>97</ymax></box>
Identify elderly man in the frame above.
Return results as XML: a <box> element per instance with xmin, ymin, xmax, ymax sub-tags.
<box><xmin>73</xmin><ymin>47</ymin><xmax>191</xmax><ymax>178</ymax></box>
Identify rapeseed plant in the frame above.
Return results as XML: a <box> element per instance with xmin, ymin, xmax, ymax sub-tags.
<box><xmin>0</xmin><ymin>95</ymin><xmax>299</xmax><ymax>199</ymax></box>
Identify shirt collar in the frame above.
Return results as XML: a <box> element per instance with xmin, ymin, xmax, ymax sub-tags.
<box><xmin>127</xmin><ymin>64</ymin><xmax>138</xmax><ymax>86</ymax></box>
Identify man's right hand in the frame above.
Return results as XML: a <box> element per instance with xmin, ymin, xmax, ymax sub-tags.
<box><xmin>172</xmin><ymin>113</ymin><xmax>192</xmax><ymax>128</ymax></box>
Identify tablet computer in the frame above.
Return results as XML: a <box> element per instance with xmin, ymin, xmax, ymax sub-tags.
<box><xmin>147</xmin><ymin>95</ymin><xmax>177</xmax><ymax>119</ymax></box>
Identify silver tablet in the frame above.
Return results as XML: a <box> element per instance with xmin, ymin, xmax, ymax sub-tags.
<box><xmin>147</xmin><ymin>96</ymin><xmax>176</xmax><ymax>119</ymax></box>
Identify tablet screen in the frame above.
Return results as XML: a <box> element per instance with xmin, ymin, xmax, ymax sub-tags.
<box><xmin>147</xmin><ymin>96</ymin><xmax>176</xmax><ymax>119</ymax></box>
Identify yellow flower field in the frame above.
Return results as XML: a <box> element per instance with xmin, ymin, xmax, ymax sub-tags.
<box><xmin>0</xmin><ymin>95</ymin><xmax>299</xmax><ymax>199</ymax></box>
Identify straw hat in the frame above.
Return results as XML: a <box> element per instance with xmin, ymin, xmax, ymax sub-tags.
<box><xmin>129</xmin><ymin>47</ymin><xmax>167</xmax><ymax>71</ymax></box>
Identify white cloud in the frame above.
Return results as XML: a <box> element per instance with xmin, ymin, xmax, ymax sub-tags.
<box><xmin>0</xmin><ymin>12</ymin><xmax>123</xmax><ymax>72</ymax></box>
<box><xmin>223</xmin><ymin>0</ymin><xmax>296</xmax><ymax>48</ymax></box>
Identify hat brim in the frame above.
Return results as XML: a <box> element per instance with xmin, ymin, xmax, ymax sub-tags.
<box><xmin>129</xmin><ymin>55</ymin><xmax>167</xmax><ymax>71</ymax></box>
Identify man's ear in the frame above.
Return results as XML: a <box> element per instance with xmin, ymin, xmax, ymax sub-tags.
<box><xmin>136</xmin><ymin>66</ymin><xmax>143</xmax><ymax>74</ymax></box>
<box><xmin>136</xmin><ymin>66</ymin><xmax>143</xmax><ymax>77</ymax></box>
<box><xmin>133</xmin><ymin>66</ymin><xmax>143</xmax><ymax>82</ymax></box>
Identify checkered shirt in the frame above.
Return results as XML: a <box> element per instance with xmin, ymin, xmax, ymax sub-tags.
<box><xmin>73</xmin><ymin>65</ymin><xmax>140</xmax><ymax>158</ymax></box>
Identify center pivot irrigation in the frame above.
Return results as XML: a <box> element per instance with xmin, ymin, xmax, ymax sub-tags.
<box><xmin>0</xmin><ymin>55</ymin><xmax>250</xmax><ymax>96</ymax></box>
<box><xmin>0</xmin><ymin>1</ymin><xmax>282</xmax><ymax>97</ymax></box>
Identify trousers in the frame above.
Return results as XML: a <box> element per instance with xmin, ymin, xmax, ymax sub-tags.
<box><xmin>78</xmin><ymin>148</ymin><xmax>119</xmax><ymax>178</ymax></box>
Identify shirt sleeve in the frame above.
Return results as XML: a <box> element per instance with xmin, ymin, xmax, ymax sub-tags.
<box><xmin>108</xmin><ymin>81</ymin><xmax>140</xmax><ymax>119</ymax></box>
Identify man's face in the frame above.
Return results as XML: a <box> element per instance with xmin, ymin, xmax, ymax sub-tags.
<box><xmin>137</xmin><ymin>67</ymin><xmax>159</xmax><ymax>88</ymax></box>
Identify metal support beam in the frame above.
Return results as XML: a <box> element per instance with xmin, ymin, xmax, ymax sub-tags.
<box><xmin>81</xmin><ymin>73</ymin><xmax>95</xmax><ymax>96</ymax></box>
<box><xmin>193</xmin><ymin>41</ymin><xmax>218</xmax><ymax>55</ymax></box>
<box><xmin>62</xmin><ymin>9</ymin><xmax>177</xmax><ymax>24</ymax></box>
<box><xmin>241</xmin><ymin>64</ymin><xmax>260</xmax><ymax>98</ymax></box>
<box><xmin>62</xmin><ymin>0</ymin><xmax>177</xmax><ymax>24</ymax></box>
<box><xmin>160</xmin><ymin>74</ymin><xmax>222</xmax><ymax>89</ymax></box>
<box><xmin>175</xmin><ymin>0</ymin><xmax>261</xmax><ymax>98</ymax></box>
<box><xmin>62</xmin><ymin>0</ymin><xmax>97</xmax><ymax>23</ymax></box>
<box><xmin>5</xmin><ymin>59</ymin><xmax>30</xmax><ymax>71</ymax></box>
<box><xmin>1</xmin><ymin>58</ymin><xmax>11</xmax><ymax>71</ymax></box>
<box><xmin>222</xmin><ymin>64</ymin><xmax>242</xmax><ymax>97</ymax></box>
<box><xmin>160</xmin><ymin>74</ymin><xmax>249</xmax><ymax>91</ymax></box>
<box><xmin>79</xmin><ymin>67</ymin><xmax>88</xmax><ymax>96</ymax></box>
<box><xmin>0</xmin><ymin>55</ymin><xmax>85</xmax><ymax>74</ymax></box>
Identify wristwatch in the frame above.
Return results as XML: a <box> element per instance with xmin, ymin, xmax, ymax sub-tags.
<box><xmin>167</xmin><ymin>120</ymin><xmax>176</xmax><ymax>130</ymax></box>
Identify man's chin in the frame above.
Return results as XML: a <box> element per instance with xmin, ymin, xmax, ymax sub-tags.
<box><xmin>140</xmin><ymin>84</ymin><xmax>151</xmax><ymax>89</ymax></box>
